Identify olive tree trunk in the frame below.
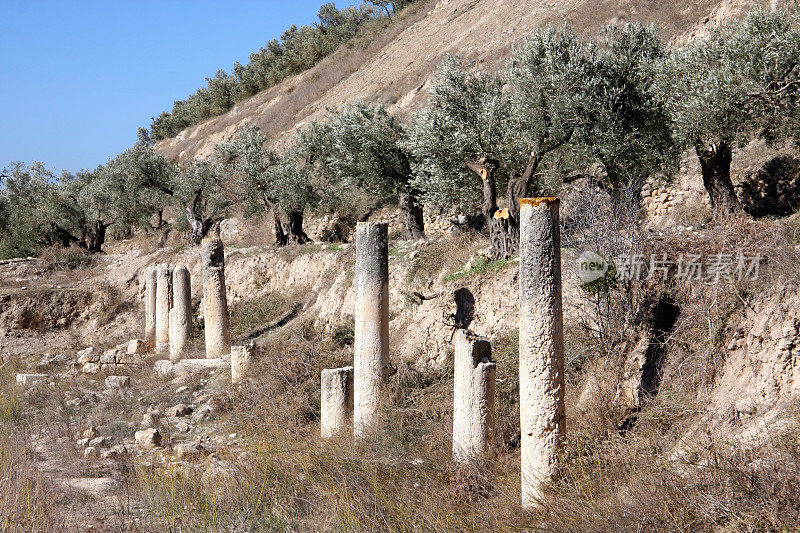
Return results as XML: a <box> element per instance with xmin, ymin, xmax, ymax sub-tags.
<box><xmin>273</xmin><ymin>211</ymin><xmax>288</xmax><ymax>246</ymax></box>
<box><xmin>398</xmin><ymin>189</ymin><xmax>425</xmax><ymax>240</ymax></box>
<box><xmin>284</xmin><ymin>210</ymin><xmax>310</xmax><ymax>245</ymax></box>
<box><xmin>186</xmin><ymin>191</ymin><xmax>214</xmax><ymax>246</ymax></box>
<box><xmin>84</xmin><ymin>220</ymin><xmax>109</xmax><ymax>253</ymax></box>
<box><xmin>470</xmin><ymin>154</ymin><xmax>540</xmax><ymax>261</ymax></box>
<box><xmin>262</xmin><ymin>198</ymin><xmax>288</xmax><ymax>246</ymax></box>
<box><xmin>696</xmin><ymin>141</ymin><xmax>742</xmax><ymax>216</ymax></box>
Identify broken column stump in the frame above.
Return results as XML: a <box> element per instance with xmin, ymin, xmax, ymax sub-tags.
<box><xmin>169</xmin><ymin>264</ymin><xmax>192</xmax><ymax>361</ymax></box>
<box><xmin>155</xmin><ymin>263</ymin><xmax>173</xmax><ymax>357</ymax></box>
<box><xmin>518</xmin><ymin>197</ymin><xmax>565</xmax><ymax>509</ymax></box>
<box><xmin>144</xmin><ymin>265</ymin><xmax>157</xmax><ymax>345</ymax></box>
<box><xmin>453</xmin><ymin>330</ymin><xmax>496</xmax><ymax>462</ymax></box>
<box><xmin>201</xmin><ymin>237</ymin><xmax>231</xmax><ymax>359</ymax></box>
<box><xmin>230</xmin><ymin>343</ymin><xmax>256</xmax><ymax>384</ymax></box>
<box><xmin>353</xmin><ymin>222</ymin><xmax>390</xmax><ymax>439</ymax></box>
<box><xmin>321</xmin><ymin>366</ymin><xmax>354</xmax><ymax>438</ymax></box>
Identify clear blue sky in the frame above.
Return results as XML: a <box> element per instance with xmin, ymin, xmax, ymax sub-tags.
<box><xmin>0</xmin><ymin>0</ymin><xmax>359</xmax><ymax>174</ymax></box>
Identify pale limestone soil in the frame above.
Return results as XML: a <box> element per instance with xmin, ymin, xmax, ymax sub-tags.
<box><xmin>31</xmin><ymin>434</ymin><xmax>143</xmax><ymax>532</ymax></box>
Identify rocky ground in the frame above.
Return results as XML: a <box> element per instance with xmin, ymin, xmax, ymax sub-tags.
<box><xmin>3</xmin><ymin>167</ymin><xmax>800</xmax><ymax>529</ymax></box>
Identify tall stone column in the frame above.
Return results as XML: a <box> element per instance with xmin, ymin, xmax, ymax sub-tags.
<box><xmin>519</xmin><ymin>198</ymin><xmax>565</xmax><ymax>508</ymax></box>
<box><xmin>169</xmin><ymin>265</ymin><xmax>192</xmax><ymax>361</ymax></box>
<box><xmin>321</xmin><ymin>366</ymin><xmax>354</xmax><ymax>438</ymax></box>
<box><xmin>144</xmin><ymin>266</ymin><xmax>157</xmax><ymax>345</ymax></box>
<box><xmin>201</xmin><ymin>237</ymin><xmax>231</xmax><ymax>359</ymax></box>
<box><xmin>353</xmin><ymin>222</ymin><xmax>390</xmax><ymax>438</ymax></box>
<box><xmin>154</xmin><ymin>263</ymin><xmax>173</xmax><ymax>357</ymax></box>
<box><xmin>453</xmin><ymin>330</ymin><xmax>496</xmax><ymax>462</ymax></box>
<box><xmin>231</xmin><ymin>343</ymin><xmax>256</xmax><ymax>384</ymax></box>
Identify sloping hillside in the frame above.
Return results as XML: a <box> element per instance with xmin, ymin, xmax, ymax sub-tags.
<box><xmin>154</xmin><ymin>0</ymin><xmax>771</xmax><ymax>162</ymax></box>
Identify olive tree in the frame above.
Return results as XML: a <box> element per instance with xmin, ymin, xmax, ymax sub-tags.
<box><xmin>406</xmin><ymin>55</ymin><xmax>513</xmax><ymax>258</ymax></box>
<box><xmin>577</xmin><ymin>23</ymin><xmax>679</xmax><ymax>199</ymax></box>
<box><xmin>216</xmin><ymin>124</ymin><xmax>287</xmax><ymax>244</ymax></box>
<box><xmin>266</xmin><ymin>149</ymin><xmax>316</xmax><ymax>244</ymax></box>
<box><xmin>0</xmin><ymin>162</ymin><xmax>66</xmax><ymax>256</ymax></box>
<box><xmin>408</xmin><ymin>30</ymin><xmax>591</xmax><ymax>259</ymax></box>
<box><xmin>664</xmin><ymin>6</ymin><xmax>800</xmax><ymax>215</ymax></box>
<box><xmin>115</xmin><ymin>131</ymin><xmax>177</xmax><ymax>228</ymax></box>
<box><xmin>217</xmin><ymin>124</ymin><xmax>315</xmax><ymax>245</ymax></box>
<box><xmin>173</xmin><ymin>159</ymin><xmax>232</xmax><ymax>246</ymax></box>
<box><xmin>502</xmin><ymin>25</ymin><xmax>593</xmax><ymax>257</ymax></box>
<box><xmin>302</xmin><ymin>100</ymin><xmax>425</xmax><ymax>239</ymax></box>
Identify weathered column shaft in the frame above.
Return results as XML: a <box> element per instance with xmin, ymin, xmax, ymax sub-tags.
<box><xmin>453</xmin><ymin>330</ymin><xmax>496</xmax><ymax>462</ymax></box>
<box><xmin>169</xmin><ymin>265</ymin><xmax>192</xmax><ymax>361</ymax></box>
<box><xmin>321</xmin><ymin>366</ymin><xmax>354</xmax><ymax>438</ymax></box>
<box><xmin>155</xmin><ymin>263</ymin><xmax>173</xmax><ymax>357</ymax></box>
<box><xmin>144</xmin><ymin>266</ymin><xmax>157</xmax><ymax>344</ymax></box>
<box><xmin>230</xmin><ymin>344</ymin><xmax>256</xmax><ymax>384</ymax></box>
<box><xmin>519</xmin><ymin>197</ymin><xmax>565</xmax><ymax>508</ymax></box>
<box><xmin>201</xmin><ymin>237</ymin><xmax>231</xmax><ymax>359</ymax></box>
<box><xmin>353</xmin><ymin>222</ymin><xmax>390</xmax><ymax>438</ymax></box>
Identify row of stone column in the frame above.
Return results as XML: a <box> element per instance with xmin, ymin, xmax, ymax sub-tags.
<box><xmin>143</xmin><ymin>236</ymin><xmax>232</xmax><ymax>361</ymax></box>
<box><xmin>144</xmin><ymin>263</ymin><xmax>192</xmax><ymax>361</ymax></box>
<box><xmin>319</xmin><ymin>198</ymin><xmax>564</xmax><ymax>510</ymax></box>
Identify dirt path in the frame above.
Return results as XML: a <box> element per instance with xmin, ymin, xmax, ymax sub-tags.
<box><xmin>31</xmin><ymin>429</ymin><xmax>148</xmax><ymax>531</ymax></box>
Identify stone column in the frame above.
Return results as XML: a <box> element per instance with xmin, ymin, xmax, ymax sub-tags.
<box><xmin>231</xmin><ymin>344</ymin><xmax>256</xmax><ymax>384</ymax></box>
<box><xmin>321</xmin><ymin>366</ymin><xmax>354</xmax><ymax>438</ymax></box>
<box><xmin>154</xmin><ymin>263</ymin><xmax>173</xmax><ymax>357</ymax></box>
<box><xmin>144</xmin><ymin>266</ymin><xmax>157</xmax><ymax>345</ymax></box>
<box><xmin>353</xmin><ymin>222</ymin><xmax>390</xmax><ymax>438</ymax></box>
<box><xmin>519</xmin><ymin>197</ymin><xmax>565</xmax><ymax>509</ymax></box>
<box><xmin>201</xmin><ymin>237</ymin><xmax>231</xmax><ymax>359</ymax></box>
<box><xmin>169</xmin><ymin>265</ymin><xmax>192</xmax><ymax>361</ymax></box>
<box><xmin>453</xmin><ymin>330</ymin><xmax>496</xmax><ymax>462</ymax></box>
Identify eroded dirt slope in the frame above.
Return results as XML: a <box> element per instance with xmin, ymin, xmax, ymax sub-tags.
<box><xmin>154</xmin><ymin>0</ymin><xmax>771</xmax><ymax>162</ymax></box>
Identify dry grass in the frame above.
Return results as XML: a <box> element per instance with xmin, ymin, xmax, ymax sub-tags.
<box><xmin>228</xmin><ymin>291</ymin><xmax>296</xmax><ymax>341</ymax></box>
<box><xmin>406</xmin><ymin>230</ymin><xmax>487</xmax><ymax>285</ymax></box>
<box><xmin>125</xmin><ymin>311</ymin><xmax>800</xmax><ymax>531</ymax></box>
<box><xmin>36</xmin><ymin>246</ymin><xmax>94</xmax><ymax>273</ymax></box>
<box><xmin>0</xmin><ymin>432</ymin><xmax>67</xmax><ymax>532</ymax></box>
<box><xmin>0</xmin><ymin>367</ymin><xmax>67</xmax><ymax>532</ymax></box>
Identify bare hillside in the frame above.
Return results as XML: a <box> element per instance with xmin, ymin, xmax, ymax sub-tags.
<box><xmin>154</xmin><ymin>0</ymin><xmax>770</xmax><ymax>162</ymax></box>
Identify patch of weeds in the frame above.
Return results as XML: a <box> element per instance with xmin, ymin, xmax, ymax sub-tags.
<box><xmin>389</xmin><ymin>244</ymin><xmax>408</xmax><ymax>260</ymax></box>
<box><xmin>564</xmin><ymin>323</ymin><xmax>597</xmax><ymax>381</ymax></box>
<box><xmin>229</xmin><ymin>292</ymin><xmax>293</xmax><ymax>339</ymax></box>
<box><xmin>37</xmin><ymin>246</ymin><xmax>94</xmax><ymax>273</ymax></box>
<box><xmin>491</xmin><ymin>331</ymin><xmax>520</xmax><ymax>449</ymax></box>
<box><xmin>329</xmin><ymin>317</ymin><xmax>355</xmax><ymax>349</ymax></box>
<box><xmin>443</xmin><ymin>257</ymin><xmax>514</xmax><ymax>282</ymax></box>
<box><xmin>406</xmin><ymin>232</ymin><xmax>485</xmax><ymax>283</ymax></box>
<box><xmin>400</xmin><ymin>289</ymin><xmax>423</xmax><ymax>307</ymax></box>
<box><xmin>0</xmin><ymin>390</ymin><xmax>22</xmax><ymax>424</ymax></box>
<box><xmin>297</xmin><ymin>244</ymin><xmax>325</xmax><ymax>255</ymax></box>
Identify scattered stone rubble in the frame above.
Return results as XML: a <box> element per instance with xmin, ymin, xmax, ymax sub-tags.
<box><xmin>77</xmin><ymin>343</ymin><xmax>140</xmax><ymax>375</ymax></box>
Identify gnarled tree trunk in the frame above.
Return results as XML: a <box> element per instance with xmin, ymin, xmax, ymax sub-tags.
<box><xmin>273</xmin><ymin>211</ymin><xmax>288</xmax><ymax>246</ymax></box>
<box><xmin>262</xmin><ymin>198</ymin><xmax>288</xmax><ymax>246</ymax></box>
<box><xmin>186</xmin><ymin>191</ymin><xmax>214</xmax><ymax>246</ymax></box>
<box><xmin>696</xmin><ymin>141</ymin><xmax>742</xmax><ymax>216</ymax></box>
<box><xmin>398</xmin><ymin>188</ymin><xmax>425</xmax><ymax>240</ymax></box>
<box><xmin>150</xmin><ymin>209</ymin><xmax>164</xmax><ymax>230</ymax></box>
<box><xmin>469</xmin><ymin>153</ymin><xmax>540</xmax><ymax>261</ymax></box>
<box><xmin>84</xmin><ymin>220</ymin><xmax>109</xmax><ymax>253</ymax></box>
<box><xmin>284</xmin><ymin>210</ymin><xmax>310</xmax><ymax>245</ymax></box>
